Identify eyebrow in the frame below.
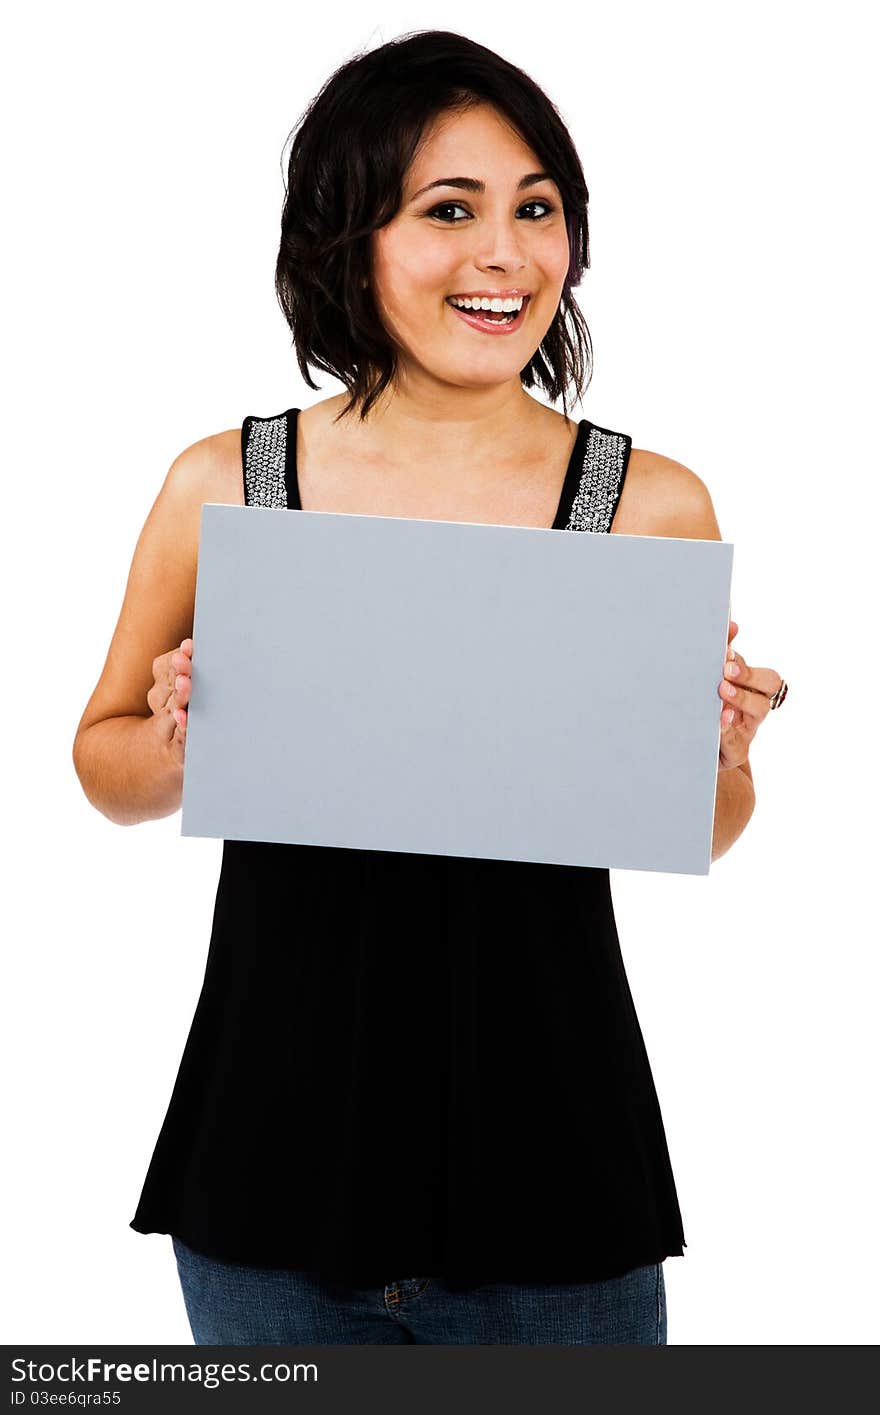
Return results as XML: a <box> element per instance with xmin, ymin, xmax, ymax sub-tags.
<box><xmin>410</xmin><ymin>172</ymin><xmax>554</xmax><ymax>201</ymax></box>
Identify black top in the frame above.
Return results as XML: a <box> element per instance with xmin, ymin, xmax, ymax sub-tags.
<box><xmin>130</xmin><ymin>407</ymin><xmax>686</xmax><ymax>1289</ymax></box>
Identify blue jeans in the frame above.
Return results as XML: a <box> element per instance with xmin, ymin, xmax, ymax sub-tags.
<box><xmin>172</xmin><ymin>1237</ymin><xmax>667</xmax><ymax>1345</ymax></box>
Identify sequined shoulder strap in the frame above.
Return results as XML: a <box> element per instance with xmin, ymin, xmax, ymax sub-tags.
<box><xmin>241</xmin><ymin>411</ymin><xmax>289</xmax><ymax>509</ymax></box>
<box><xmin>240</xmin><ymin>409</ymin><xmax>631</xmax><ymax>526</ymax></box>
<box><xmin>564</xmin><ymin>422</ymin><xmax>632</xmax><ymax>533</ymax></box>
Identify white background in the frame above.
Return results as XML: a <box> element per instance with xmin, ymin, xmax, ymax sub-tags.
<box><xmin>3</xmin><ymin>0</ymin><xmax>877</xmax><ymax>1346</ymax></box>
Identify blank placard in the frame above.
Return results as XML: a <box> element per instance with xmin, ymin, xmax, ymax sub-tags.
<box><xmin>180</xmin><ymin>505</ymin><xmax>733</xmax><ymax>875</ymax></box>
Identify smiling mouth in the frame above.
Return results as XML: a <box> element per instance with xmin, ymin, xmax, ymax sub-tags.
<box><xmin>445</xmin><ymin>294</ymin><xmax>531</xmax><ymax>334</ymax></box>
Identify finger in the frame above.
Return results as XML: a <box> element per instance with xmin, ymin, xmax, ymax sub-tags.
<box><xmin>723</xmin><ymin>649</ymin><xmax>744</xmax><ymax>680</ymax></box>
<box><xmin>720</xmin><ymin>678</ymin><xmax>770</xmax><ymax>725</ymax></box>
<box><xmin>726</xmin><ymin>661</ymin><xmax>782</xmax><ymax>703</ymax></box>
<box><xmin>146</xmin><ymin>680</ymin><xmax>165</xmax><ymax>717</ymax></box>
<box><xmin>149</xmin><ymin>677</ymin><xmax>179</xmax><ymax>739</ymax></box>
<box><xmin>167</xmin><ymin>647</ymin><xmax>191</xmax><ymax>731</ymax></box>
<box><xmin>170</xmin><ymin>684</ymin><xmax>187</xmax><ymax>731</ymax></box>
<box><xmin>161</xmin><ymin>668</ymin><xmax>184</xmax><ymax>728</ymax></box>
<box><xmin>172</xmin><ymin>649</ymin><xmax>192</xmax><ymax>702</ymax></box>
<box><xmin>149</xmin><ymin>690</ymin><xmax>176</xmax><ymax>731</ymax></box>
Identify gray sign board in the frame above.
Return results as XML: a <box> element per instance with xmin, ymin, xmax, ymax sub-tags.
<box><xmin>180</xmin><ymin>505</ymin><xmax>734</xmax><ymax>874</ymax></box>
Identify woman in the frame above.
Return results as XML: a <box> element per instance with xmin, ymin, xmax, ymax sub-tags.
<box><xmin>72</xmin><ymin>30</ymin><xmax>786</xmax><ymax>1345</ymax></box>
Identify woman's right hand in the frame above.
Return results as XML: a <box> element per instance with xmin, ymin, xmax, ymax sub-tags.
<box><xmin>147</xmin><ymin>637</ymin><xmax>193</xmax><ymax>765</ymax></box>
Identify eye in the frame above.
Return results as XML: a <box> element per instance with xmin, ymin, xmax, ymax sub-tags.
<box><xmin>426</xmin><ymin>199</ymin><xmax>557</xmax><ymax>223</ymax></box>
<box><xmin>519</xmin><ymin>200</ymin><xmax>556</xmax><ymax>220</ymax></box>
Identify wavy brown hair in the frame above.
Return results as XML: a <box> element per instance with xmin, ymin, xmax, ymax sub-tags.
<box><xmin>275</xmin><ymin>29</ymin><xmax>593</xmax><ymax>423</ymax></box>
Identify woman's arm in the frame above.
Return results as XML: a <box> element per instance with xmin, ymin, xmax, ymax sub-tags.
<box><xmin>642</xmin><ymin>451</ymin><xmax>757</xmax><ymax>862</ymax></box>
<box><xmin>73</xmin><ymin>714</ymin><xmax>184</xmax><ymax>826</ymax></box>
<box><xmin>711</xmin><ymin>756</ymin><xmax>755</xmax><ymax>861</ymax></box>
<box><xmin>72</xmin><ymin>433</ymin><xmax>230</xmax><ymax>824</ymax></box>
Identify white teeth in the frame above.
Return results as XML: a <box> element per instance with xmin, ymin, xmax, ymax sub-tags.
<box><xmin>448</xmin><ymin>295</ymin><xmax>525</xmax><ymax>313</ymax></box>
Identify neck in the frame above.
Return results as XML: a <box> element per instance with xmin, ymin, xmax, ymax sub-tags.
<box><xmin>343</xmin><ymin>375</ymin><xmax>546</xmax><ymax>465</ymax></box>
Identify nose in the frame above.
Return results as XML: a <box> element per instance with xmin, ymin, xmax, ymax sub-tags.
<box><xmin>470</xmin><ymin>215</ymin><xmax>529</xmax><ymax>276</ymax></box>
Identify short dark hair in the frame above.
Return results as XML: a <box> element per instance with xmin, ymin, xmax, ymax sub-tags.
<box><xmin>275</xmin><ymin>29</ymin><xmax>593</xmax><ymax>423</ymax></box>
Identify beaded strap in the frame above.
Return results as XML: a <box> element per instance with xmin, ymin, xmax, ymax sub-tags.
<box><xmin>243</xmin><ymin>413</ymin><xmax>288</xmax><ymax>509</ymax></box>
<box><xmin>242</xmin><ymin>412</ymin><xmax>629</xmax><ymax>527</ymax></box>
<box><xmin>564</xmin><ymin>426</ymin><xmax>630</xmax><ymax>534</ymax></box>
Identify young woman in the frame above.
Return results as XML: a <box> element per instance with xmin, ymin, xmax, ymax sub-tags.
<box><xmin>73</xmin><ymin>29</ymin><xmax>786</xmax><ymax>1346</ymax></box>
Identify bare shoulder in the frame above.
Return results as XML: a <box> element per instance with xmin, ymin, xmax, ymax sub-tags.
<box><xmin>176</xmin><ymin>426</ymin><xmax>244</xmax><ymax>507</ymax></box>
<box><xmin>72</xmin><ymin>425</ymin><xmax>245</xmax><ymax>743</ymax></box>
<box><xmin>619</xmin><ymin>447</ymin><xmax>723</xmax><ymax>540</ymax></box>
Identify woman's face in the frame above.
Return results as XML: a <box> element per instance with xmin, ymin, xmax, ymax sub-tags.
<box><xmin>370</xmin><ymin>103</ymin><xmax>571</xmax><ymax>396</ymax></box>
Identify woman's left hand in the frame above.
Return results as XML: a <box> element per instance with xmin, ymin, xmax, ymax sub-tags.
<box><xmin>717</xmin><ymin>619</ymin><xmax>782</xmax><ymax>770</ymax></box>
